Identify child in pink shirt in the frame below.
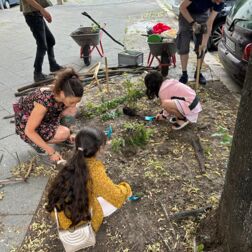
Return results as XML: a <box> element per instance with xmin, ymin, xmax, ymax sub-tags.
<box><xmin>144</xmin><ymin>71</ymin><xmax>202</xmax><ymax>130</ymax></box>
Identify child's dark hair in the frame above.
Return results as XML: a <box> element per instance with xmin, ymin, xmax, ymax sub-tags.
<box><xmin>144</xmin><ymin>71</ymin><xmax>164</xmax><ymax>99</ymax></box>
<box><xmin>53</xmin><ymin>68</ymin><xmax>84</xmax><ymax>98</ymax></box>
<box><xmin>46</xmin><ymin>127</ymin><xmax>106</xmax><ymax>227</ymax></box>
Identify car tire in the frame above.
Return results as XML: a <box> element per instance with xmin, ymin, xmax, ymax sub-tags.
<box><xmin>5</xmin><ymin>0</ymin><xmax>10</xmax><ymax>8</ymax></box>
<box><xmin>208</xmin><ymin>20</ymin><xmax>226</xmax><ymax>51</ymax></box>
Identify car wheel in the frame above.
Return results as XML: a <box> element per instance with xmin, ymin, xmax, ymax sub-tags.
<box><xmin>4</xmin><ymin>0</ymin><xmax>10</xmax><ymax>8</ymax></box>
<box><xmin>208</xmin><ymin>20</ymin><xmax>226</xmax><ymax>51</ymax></box>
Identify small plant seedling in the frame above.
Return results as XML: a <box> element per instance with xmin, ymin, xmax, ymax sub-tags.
<box><xmin>212</xmin><ymin>126</ymin><xmax>233</xmax><ymax>145</ymax></box>
<box><xmin>111</xmin><ymin>138</ymin><xmax>125</xmax><ymax>152</ymax></box>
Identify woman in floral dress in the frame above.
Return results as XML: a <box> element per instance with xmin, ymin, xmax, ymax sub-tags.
<box><xmin>14</xmin><ymin>68</ymin><xmax>84</xmax><ymax>163</ymax></box>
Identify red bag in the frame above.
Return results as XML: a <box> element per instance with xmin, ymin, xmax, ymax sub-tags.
<box><xmin>152</xmin><ymin>23</ymin><xmax>171</xmax><ymax>34</ymax></box>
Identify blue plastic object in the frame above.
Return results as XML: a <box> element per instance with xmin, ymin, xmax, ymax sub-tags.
<box><xmin>128</xmin><ymin>194</ymin><xmax>143</xmax><ymax>201</ymax></box>
<box><xmin>144</xmin><ymin>116</ymin><xmax>155</xmax><ymax>121</ymax></box>
<box><xmin>104</xmin><ymin>125</ymin><xmax>113</xmax><ymax>139</ymax></box>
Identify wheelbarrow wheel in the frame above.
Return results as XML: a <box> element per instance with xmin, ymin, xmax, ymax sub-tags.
<box><xmin>82</xmin><ymin>45</ymin><xmax>91</xmax><ymax>66</ymax></box>
<box><xmin>161</xmin><ymin>51</ymin><xmax>170</xmax><ymax>77</ymax></box>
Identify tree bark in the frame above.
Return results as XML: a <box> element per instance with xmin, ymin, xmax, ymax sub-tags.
<box><xmin>218</xmin><ymin>53</ymin><xmax>252</xmax><ymax>251</ymax></box>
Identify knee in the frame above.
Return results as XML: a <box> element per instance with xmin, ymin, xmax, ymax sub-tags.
<box><xmin>48</xmin><ymin>38</ymin><xmax>56</xmax><ymax>47</ymax></box>
<box><xmin>37</xmin><ymin>43</ymin><xmax>47</xmax><ymax>54</ymax></box>
<box><xmin>58</xmin><ymin>126</ymin><xmax>71</xmax><ymax>141</ymax></box>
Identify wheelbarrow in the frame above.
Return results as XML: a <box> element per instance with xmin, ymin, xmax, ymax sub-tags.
<box><xmin>71</xmin><ymin>12</ymin><xmax>143</xmax><ymax>67</ymax></box>
<box><xmin>147</xmin><ymin>35</ymin><xmax>177</xmax><ymax>77</ymax></box>
<box><xmin>70</xmin><ymin>26</ymin><xmax>103</xmax><ymax>66</ymax></box>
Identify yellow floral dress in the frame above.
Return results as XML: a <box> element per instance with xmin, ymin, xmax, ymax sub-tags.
<box><xmin>52</xmin><ymin>157</ymin><xmax>132</xmax><ymax>232</ymax></box>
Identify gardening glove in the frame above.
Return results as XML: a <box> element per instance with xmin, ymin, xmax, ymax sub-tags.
<box><xmin>192</xmin><ymin>22</ymin><xmax>202</xmax><ymax>34</ymax></box>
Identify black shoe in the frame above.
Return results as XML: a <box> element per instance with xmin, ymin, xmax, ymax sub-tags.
<box><xmin>194</xmin><ymin>71</ymin><xmax>207</xmax><ymax>85</ymax></box>
<box><xmin>179</xmin><ymin>73</ymin><xmax>188</xmax><ymax>84</ymax></box>
<box><xmin>34</xmin><ymin>72</ymin><xmax>51</xmax><ymax>82</ymax></box>
<box><xmin>50</xmin><ymin>64</ymin><xmax>65</xmax><ymax>72</ymax></box>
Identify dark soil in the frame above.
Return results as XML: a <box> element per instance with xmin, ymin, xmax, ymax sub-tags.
<box><xmin>18</xmin><ymin>75</ymin><xmax>239</xmax><ymax>252</ymax></box>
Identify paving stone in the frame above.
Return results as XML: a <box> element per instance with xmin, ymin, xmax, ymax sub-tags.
<box><xmin>0</xmin><ymin>176</ymin><xmax>48</xmax><ymax>215</ymax></box>
<box><xmin>0</xmin><ymin>134</ymin><xmax>35</xmax><ymax>179</ymax></box>
<box><xmin>0</xmin><ymin>214</ymin><xmax>33</xmax><ymax>252</ymax></box>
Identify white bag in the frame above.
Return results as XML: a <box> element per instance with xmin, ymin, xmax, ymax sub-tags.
<box><xmin>54</xmin><ymin>208</ymin><xmax>96</xmax><ymax>252</ymax></box>
<box><xmin>97</xmin><ymin>197</ymin><xmax>117</xmax><ymax>217</ymax></box>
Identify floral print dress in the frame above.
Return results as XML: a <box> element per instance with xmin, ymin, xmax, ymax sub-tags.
<box><xmin>14</xmin><ymin>88</ymin><xmax>65</xmax><ymax>151</ymax></box>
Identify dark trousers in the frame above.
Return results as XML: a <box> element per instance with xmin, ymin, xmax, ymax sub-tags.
<box><xmin>24</xmin><ymin>12</ymin><xmax>58</xmax><ymax>73</ymax></box>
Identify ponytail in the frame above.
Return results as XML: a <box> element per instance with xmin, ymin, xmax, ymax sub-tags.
<box><xmin>46</xmin><ymin>148</ymin><xmax>91</xmax><ymax>226</ymax></box>
<box><xmin>53</xmin><ymin>68</ymin><xmax>84</xmax><ymax>98</ymax></box>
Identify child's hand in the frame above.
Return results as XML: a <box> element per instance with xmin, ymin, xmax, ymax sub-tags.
<box><xmin>69</xmin><ymin>134</ymin><xmax>76</xmax><ymax>143</ymax></box>
<box><xmin>156</xmin><ymin>113</ymin><xmax>165</xmax><ymax>121</ymax></box>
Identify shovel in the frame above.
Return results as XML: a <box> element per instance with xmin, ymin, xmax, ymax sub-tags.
<box><xmin>82</xmin><ymin>11</ymin><xmax>125</xmax><ymax>48</ymax></box>
<box><xmin>195</xmin><ymin>49</ymin><xmax>205</xmax><ymax>90</ymax></box>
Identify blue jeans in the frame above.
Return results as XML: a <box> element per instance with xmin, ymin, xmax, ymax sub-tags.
<box><xmin>24</xmin><ymin>12</ymin><xmax>58</xmax><ymax>73</ymax></box>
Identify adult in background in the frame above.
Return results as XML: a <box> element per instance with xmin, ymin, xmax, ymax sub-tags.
<box><xmin>20</xmin><ymin>0</ymin><xmax>64</xmax><ymax>82</ymax></box>
<box><xmin>176</xmin><ymin>0</ymin><xmax>224</xmax><ymax>85</ymax></box>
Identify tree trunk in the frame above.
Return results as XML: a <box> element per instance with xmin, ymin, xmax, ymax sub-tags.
<box><xmin>218</xmin><ymin>53</ymin><xmax>252</xmax><ymax>251</ymax></box>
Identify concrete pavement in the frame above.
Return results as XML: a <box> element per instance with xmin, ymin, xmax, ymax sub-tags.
<box><xmin>0</xmin><ymin>0</ymin><xmax>241</xmax><ymax>251</ymax></box>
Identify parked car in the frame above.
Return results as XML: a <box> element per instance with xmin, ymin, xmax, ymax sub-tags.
<box><xmin>170</xmin><ymin>0</ymin><xmax>235</xmax><ymax>50</ymax></box>
<box><xmin>218</xmin><ymin>0</ymin><xmax>252</xmax><ymax>86</ymax></box>
<box><xmin>208</xmin><ymin>0</ymin><xmax>235</xmax><ymax>50</ymax></box>
<box><xmin>1</xmin><ymin>0</ymin><xmax>19</xmax><ymax>8</ymax></box>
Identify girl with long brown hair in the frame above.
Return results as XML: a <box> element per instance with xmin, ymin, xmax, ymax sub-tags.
<box><xmin>46</xmin><ymin>127</ymin><xmax>132</xmax><ymax>232</ymax></box>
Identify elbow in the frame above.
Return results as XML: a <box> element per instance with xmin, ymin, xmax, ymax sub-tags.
<box><xmin>24</xmin><ymin>126</ymin><xmax>33</xmax><ymax>138</ymax></box>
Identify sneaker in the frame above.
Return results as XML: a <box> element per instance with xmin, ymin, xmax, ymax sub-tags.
<box><xmin>34</xmin><ymin>72</ymin><xmax>52</xmax><ymax>82</ymax></box>
<box><xmin>194</xmin><ymin>71</ymin><xmax>207</xmax><ymax>85</ymax></box>
<box><xmin>179</xmin><ymin>73</ymin><xmax>188</xmax><ymax>84</ymax></box>
<box><xmin>50</xmin><ymin>64</ymin><xmax>65</xmax><ymax>72</ymax></box>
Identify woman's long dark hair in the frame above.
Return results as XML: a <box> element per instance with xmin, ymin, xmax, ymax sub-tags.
<box><xmin>46</xmin><ymin>127</ymin><xmax>106</xmax><ymax>227</ymax></box>
<box><xmin>144</xmin><ymin>71</ymin><xmax>164</xmax><ymax>99</ymax></box>
<box><xmin>53</xmin><ymin>68</ymin><xmax>84</xmax><ymax>98</ymax></box>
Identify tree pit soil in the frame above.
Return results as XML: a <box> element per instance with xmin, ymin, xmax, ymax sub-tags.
<box><xmin>17</xmin><ymin>75</ymin><xmax>239</xmax><ymax>252</ymax></box>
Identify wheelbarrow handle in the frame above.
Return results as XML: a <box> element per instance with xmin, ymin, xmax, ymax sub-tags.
<box><xmin>81</xmin><ymin>11</ymin><xmax>125</xmax><ymax>48</ymax></box>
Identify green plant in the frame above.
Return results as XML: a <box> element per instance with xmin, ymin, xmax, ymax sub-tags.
<box><xmin>101</xmin><ymin>109</ymin><xmax>122</xmax><ymax>121</ymax></box>
<box><xmin>111</xmin><ymin>138</ymin><xmax>125</xmax><ymax>152</ymax></box>
<box><xmin>91</xmin><ymin>23</ymin><xmax>99</xmax><ymax>33</ymax></box>
<box><xmin>123</xmin><ymin>122</ymin><xmax>154</xmax><ymax>147</ymax></box>
<box><xmin>197</xmin><ymin>243</ymin><xmax>204</xmax><ymax>252</ymax></box>
<box><xmin>123</xmin><ymin>79</ymin><xmax>145</xmax><ymax>108</ymax></box>
<box><xmin>212</xmin><ymin>126</ymin><xmax>233</xmax><ymax>145</ymax></box>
